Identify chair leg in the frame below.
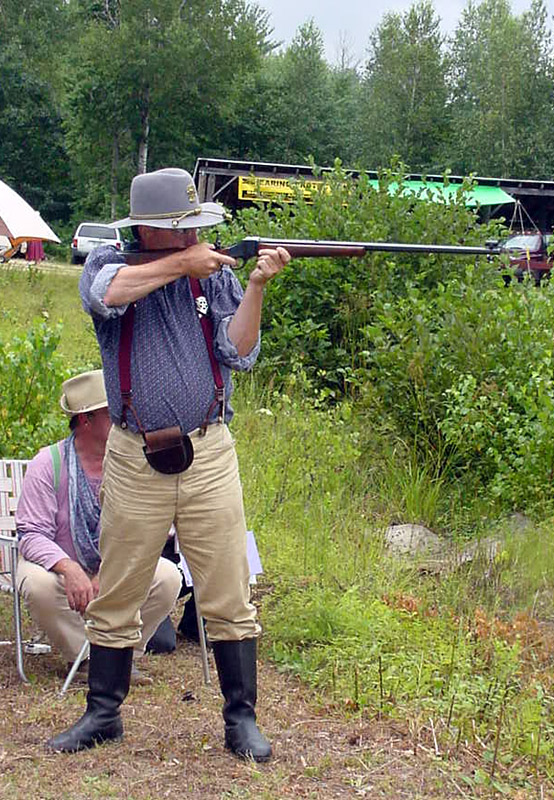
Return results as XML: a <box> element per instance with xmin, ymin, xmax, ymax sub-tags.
<box><xmin>197</xmin><ymin>604</ymin><xmax>211</xmax><ymax>685</ymax></box>
<box><xmin>60</xmin><ymin>639</ymin><xmax>90</xmax><ymax>696</ymax></box>
<box><xmin>10</xmin><ymin>544</ymin><xmax>28</xmax><ymax>683</ymax></box>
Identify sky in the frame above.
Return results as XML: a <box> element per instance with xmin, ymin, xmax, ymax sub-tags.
<box><xmin>255</xmin><ymin>0</ymin><xmax>554</xmax><ymax>64</ymax></box>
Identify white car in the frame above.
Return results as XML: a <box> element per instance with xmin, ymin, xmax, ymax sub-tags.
<box><xmin>70</xmin><ymin>222</ymin><xmax>126</xmax><ymax>264</ymax></box>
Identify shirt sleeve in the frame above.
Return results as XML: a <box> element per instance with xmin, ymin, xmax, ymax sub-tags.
<box><xmin>79</xmin><ymin>245</ymin><xmax>129</xmax><ymax>320</ymax></box>
<box><xmin>208</xmin><ymin>267</ymin><xmax>261</xmax><ymax>371</ymax></box>
<box><xmin>16</xmin><ymin>447</ymin><xmax>71</xmax><ymax>571</ymax></box>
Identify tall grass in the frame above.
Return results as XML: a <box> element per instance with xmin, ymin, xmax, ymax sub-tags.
<box><xmin>232</xmin><ymin>375</ymin><xmax>554</xmax><ymax>788</ymax></box>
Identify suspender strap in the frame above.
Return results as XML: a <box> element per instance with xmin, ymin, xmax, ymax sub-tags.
<box><xmin>49</xmin><ymin>443</ymin><xmax>61</xmax><ymax>492</ymax></box>
<box><xmin>188</xmin><ymin>277</ymin><xmax>226</xmax><ymax>431</ymax></box>
<box><xmin>118</xmin><ymin>303</ymin><xmax>136</xmax><ymax>429</ymax></box>
<box><xmin>117</xmin><ymin>280</ymin><xmax>225</xmax><ymax>433</ymax></box>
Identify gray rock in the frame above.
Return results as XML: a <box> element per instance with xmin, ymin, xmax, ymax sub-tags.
<box><xmin>383</xmin><ymin>522</ymin><xmax>512</xmax><ymax>576</ymax></box>
<box><xmin>506</xmin><ymin>512</ymin><xmax>533</xmax><ymax>532</ymax></box>
<box><xmin>384</xmin><ymin>523</ymin><xmax>443</xmax><ymax>557</ymax></box>
<box><xmin>453</xmin><ymin>536</ymin><xmax>503</xmax><ymax>567</ymax></box>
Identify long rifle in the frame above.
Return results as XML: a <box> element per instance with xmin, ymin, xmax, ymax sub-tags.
<box><xmin>124</xmin><ymin>236</ymin><xmax>502</xmax><ymax>268</ymax></box>
<box><xmin>220</xmin><ymin>236</ymin><xmax>502</xmax><ymax>263</ymax></box>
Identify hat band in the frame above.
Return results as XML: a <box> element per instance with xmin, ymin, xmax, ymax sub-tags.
<box><xmin>129</xmin><ymin>206</ymin><xmax>224</xmax><ymax>228</ymax></box>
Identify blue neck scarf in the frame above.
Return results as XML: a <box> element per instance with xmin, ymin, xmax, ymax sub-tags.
<box><xmin>64</xmin><ymin>434</ymin><xmax>102</xmax><ymax>574</ymax></box>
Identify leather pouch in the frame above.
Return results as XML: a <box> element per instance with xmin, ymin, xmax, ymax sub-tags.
<box><xmin>143</xmin><ymin>426</ymin><xmax>194</xmax><ymax>475</ymax></box>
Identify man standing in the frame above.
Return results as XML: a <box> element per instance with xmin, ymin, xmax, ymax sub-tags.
<box><xmin>47</xmin><ymin>168</ymin><xmax>290</xmax><ymax>760</ymax></box>
<box><xmin>16</xmin><ymin>369</ymin><xmax>182</xmax><ymax>675</ymax></box>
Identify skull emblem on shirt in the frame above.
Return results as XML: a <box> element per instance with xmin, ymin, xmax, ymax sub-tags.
<box><xmin>195</xmin><ymin>295</ymin><xmax>209</xmax><ymax>318</ymax></box>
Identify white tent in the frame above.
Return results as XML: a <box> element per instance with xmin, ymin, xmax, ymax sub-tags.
<box><xmin>0</xmin><ymin>179</ymin><xmax>60</xmax><ymax>257</ymax></box>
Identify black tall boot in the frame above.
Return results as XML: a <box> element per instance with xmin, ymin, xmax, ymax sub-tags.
<box><xmin>46</xmin><ymin>644</ymin><xmax>133</xmax><ymax>753</ymax></box>
<box><xmin>212</xmin><ymin>638</ymin><xmax>272</xmax><ymax>762</ymax></box>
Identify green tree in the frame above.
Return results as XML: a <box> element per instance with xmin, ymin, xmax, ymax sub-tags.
<box><xmin>63</xmin><ymin>0</ymin><xmax>275</xmax><ymax>218</ymax></box>
<box><xmin>218</xmin><ymin>54</ymin><xmax>286</xmax><ymax>161</ymax></box>
<box><xmin>328</xmin><ymin>43</ymin><xmax>364</xmax><ymax>168</ymax></box>
<box><xmin>224</xmin><ymin>22</ymin><xmax>364</xmax><ymax>165</ymax></box>
<box><xmin>358</xmin><ymin>1</ymin><xmax>449</xmax><ymax>172</ymax></box>
<box><xmin>275</xmin><ymin>20</ymin><xmax>338</xmax><ymax>164</ymax></box>
<box><xmin>230</xmin><ymin>20</ymin><xmax>341</xmax><ymax>165</ymax></box>
<box><xmin>0</xmin><ymin>0</ymin><xmax>73</xmax><ymax>223</ymax></box>
<box><xmin>0</xmin><ymin>0</ymin><xmax>71</xmax><ymax>86</ymax></box>
<box><xmin>447</xmin><ymin>0</ymin><xmax>554</xmax><ymax>178</ymax></box>
<box><xmin>151</xmin><ymin>0</ymin><xmax>275</xmax><ymax>165</ymax></box>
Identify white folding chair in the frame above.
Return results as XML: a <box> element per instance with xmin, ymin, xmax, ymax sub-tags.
<box><xmin>0</xmin><ymin>458</ymin><xmax>30</xmax><ymax>682</ymax></box>
<box><xmin>175</xmin><ymin>556</ymin><xmax>211</xmax><ymax>685</ymax></box>
<box><xmin>59</xmin><ymin>588</ymin><xmax>212</xmax><ymax>695</ymax></box>
<box><xmin>60</xmin><ymin>639</ymin><xmax>89</xmax><ymax>695</ymax></box>
<box><xmin>0</xmin><ymin>457</ymin><xmax>80</xmax><ymax>692</ymax></box>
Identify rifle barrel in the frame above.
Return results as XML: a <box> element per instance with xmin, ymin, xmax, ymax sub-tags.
<box><xmin>250</xmin><ymin>237</ymin><xmax>501</xmax><ymax>258</ymax></box>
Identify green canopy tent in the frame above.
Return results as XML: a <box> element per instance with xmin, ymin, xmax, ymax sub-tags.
<box><xmin>368</xmin><ymin>180</ymin><xmax>515</xmax><ymax>207</ymax></box>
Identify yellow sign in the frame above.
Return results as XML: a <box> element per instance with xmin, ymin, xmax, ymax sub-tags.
<box><xmin>238</xmin><ymin>175</ymin><xmax>323</xmax><ymax>203</ymax></box>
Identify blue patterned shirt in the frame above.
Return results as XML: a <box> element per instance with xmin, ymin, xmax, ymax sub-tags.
<box><xmin>79</xmin><ymin>246</ymin><xmax>260</xmax><ymax>434</ymax></box>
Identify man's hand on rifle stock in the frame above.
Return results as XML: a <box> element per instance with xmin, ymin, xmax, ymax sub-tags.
<box><xmin>182</xmin><ymin>242</ymin><xmax>237</xmax><ymax>279</ymax></box>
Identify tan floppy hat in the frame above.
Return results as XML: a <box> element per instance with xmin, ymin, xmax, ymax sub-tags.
<box><xmin>60</xmin><ymin>369</ymin><xmax>108</xmax><ymax>417</ymax></box>
<box><xmin>109</xmin><ymin>168</ymin><xmax>227</xmax><ymax>230</ymax></box>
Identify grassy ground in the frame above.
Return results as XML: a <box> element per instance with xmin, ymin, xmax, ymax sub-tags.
<box><xmin>0</xmin><ymin>259</ymin><xmax>100</xmax><ymax>367</ymax></box>
<box><xmin>231</xmin><ymin>389</ymin><xmax>554</xmax><ymax>795</ymax></box>
<box><xmin>0</xmin><ymin>600</ymin><xmax>544</xmax><ymax>800</ymax></box>
<box><xmin>2</xmin><ymin>262</ymin><xmax>554</xmax><ymax>797</ymax></box>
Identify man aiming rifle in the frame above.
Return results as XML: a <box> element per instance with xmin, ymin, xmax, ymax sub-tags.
<box><xmin>47</xmin><ymin>167</ymin><xmax>290</xmax><ymax>761</ymax></box>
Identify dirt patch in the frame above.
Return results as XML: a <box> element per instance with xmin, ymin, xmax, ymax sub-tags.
<box><xmin>0</xmin><ymin>598</ymin><xmax>544</xmax><ymax>799</ymax></box>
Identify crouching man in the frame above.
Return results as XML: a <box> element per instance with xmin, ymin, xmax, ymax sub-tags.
<box><xmin>16</xmin><ymin>369</ymin><xmax>182</xmax><ymax>680</ymax></box>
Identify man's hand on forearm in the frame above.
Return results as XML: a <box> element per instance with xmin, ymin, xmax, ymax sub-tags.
<box><xmin>53</xmin><ymin>558</ymin><xmax>94</xmax><ymax>614</ymax></box>
<box><xmin>248</xmin><ymin>246</ymin><xmax>291</xmax><ymax>288</ymax></box>
<box><xmin>228</xmin><ymin>247</ymin><xmax>291</xmax><ymax>356</ymax></box>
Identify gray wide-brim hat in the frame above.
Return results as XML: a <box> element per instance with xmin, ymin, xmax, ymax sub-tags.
<box><xmin>60</xmin><ymin>369</ymin><xmax>108</xmax><ymax>417</ymax></box>
<box><xmin>110</xmin><ymin>168</ymin><xmax>227</xmax><ymax>230</ymax></box>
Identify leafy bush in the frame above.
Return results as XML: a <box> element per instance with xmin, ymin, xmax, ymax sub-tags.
<box><xmin>225</xmin><ymin>162</ymin><xmax>503</xmax><ymax>395</ymax></box>
<box><xmin>0</xmin><ymin>320</ymin><xmax>69</xmax><ymax>457</ymax></box>
<box><xmin>227</xmin><ymin>165</ymin><xmax>554</xmax><ymax>510</ymax></box>
<box><xmin>362</xmin><ymin>268</ymin><xmax>554</xmax><ymax>508</ymax></box>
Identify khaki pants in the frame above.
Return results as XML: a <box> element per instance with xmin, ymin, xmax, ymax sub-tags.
<box><xmin>85</xmin><ymin>423</ymin><xmax>259</xmax><ymax>649</ymax></box>
<box><xmin>16</xmin><ymin>555</ymin><xmax>181</xmax><ymax>662</ymax></box>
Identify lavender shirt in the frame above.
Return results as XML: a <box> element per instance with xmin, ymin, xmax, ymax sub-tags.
<box><xmin>79</xmin><ymin>246</ymin><xmax>260</xmax><ymax>434</ymax></box>
<box><xmin>16</xmin><ymin>440</ymin><xmax>102</xmax><ymax>571</ymax></box>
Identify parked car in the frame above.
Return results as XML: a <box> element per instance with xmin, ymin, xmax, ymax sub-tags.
<box><xmin>502</xmin><ymin>231</ymin><xmax>554</xmax><ymax>285</ymax></box>
<box><xmin>70</xmin><ymin>222</ymin><xmax>126</xmax><ymax>264</ymax></box>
